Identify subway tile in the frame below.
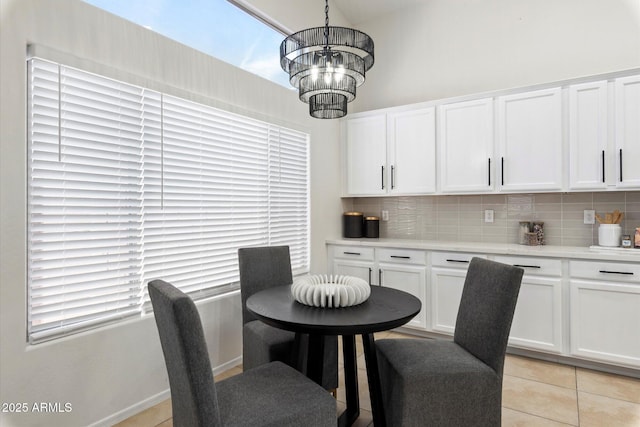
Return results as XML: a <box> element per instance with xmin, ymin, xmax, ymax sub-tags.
<box><xmin>562</xmin><ymin>193</ymin><xmax>594</xmax><ymax>204</ymax></box>
<box><xmin>533</xmin><ymin>193</ymin><xmax>562</xmax><ymax>204</ymax></box>
<box><xmin>482</xmin><ymin>194</ymin><xmax>508</xmax><ymax>204</ymax></box>
<box><xmin>625</xmin><ymin>191</ymin><xmax>640</xmax><ymax>202</ymax></box>
<box><xmin>562</xmin><ymin>235</ymin><xmax>594</xmax><ymax>247</ymax></box>
<box><xmin>593</xmin><ymin>192</ymin><xmax>626</xmax><ymax>203</ymax></box>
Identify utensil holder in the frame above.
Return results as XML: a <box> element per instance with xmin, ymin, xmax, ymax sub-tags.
<box><xmin>598</xmin><ymin>224</ymin><xmax>622</xmax><ymax>247</ymax></box>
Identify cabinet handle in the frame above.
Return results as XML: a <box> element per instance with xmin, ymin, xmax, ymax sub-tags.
<box><xmin>619</xmin><ymin>149</ymin><xmax>623</xmax><ymax>182</ymax></box>
<box><xmin>488</xmin><ymin>158</ymin><xmax>491</xmax><ymax>186</ymax></box>
<box><xmin>501</xmin><ymin>157</ymin><xmax>504</xmax><ymax>186</ymax></box>
<box><xmin>513</xmin><ymin>264</ymin><xmax>541</xmax><ymax>269</ymax></box>
<box><xmin>446</xmin><ymin>259</ymin><xmax>469</xmax><ymax>264</ymax></box>
<box><xmin>381</xmin><ymin>165</ymin><xmax>385</xmax><ymax>190</ymax></box>
<box><xmin>599</xmin><ymin>270</ymin><xmax>634</xmax><ymax>275</ymax></box>
<box><xmin>390</xmin><ymin>255</ymin><xmax>411</xmax><ymax>259</ymax></box>
<box><xmin>368</xmin><ymin>267</ymin><xmax>372</xmax><ymax>285</ymax></box>
<box><xmin>601</xmin><ymin>150</ymin><xmax>605</xmax><ymax>183</ymax></box>
<box><xmin>379</xmin><ymin>269</ymin><xmax>383</xmax><ymax>286</ymax></box>
<box><xmin>391</xmin><ymin>165</ymin><xmax>395</xmax><ymax>189</ymax></box>
<box><xmin>343</xmin><ymin>251</ymin><xmax>361</xmax><ymax>256</ymax></box>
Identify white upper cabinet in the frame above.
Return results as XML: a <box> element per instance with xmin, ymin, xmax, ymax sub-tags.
<box><xmin>387</xmin><ymin>107</ymin><xmax>436</xmax><ymax>195</ymax></box>
<box><xmin>615</xmin><ymin>75</ymin><xmax>640</xmax><ymax>188</ymax></box>
<box><xmin>343</xmin><ymin>107</ymin><xmax>436</xmax><ymax>196</ymax></box>
<box><xmin>344</xmin><ymin>114</ymin><xmax>387</xmax><ymax>196</ymax></box>
<box><xmin>568</xmin><ymin>81</ymin><xmax>609</xmax><ymax>190</ymax></box>
<box><xmin>438</xmin><ymin>98</ymin><xmax>494</xmax><ymax>193</ymax></box>
<box><xmin>496</xmin><ymin>88</ymin><xmax>563</xmax><ymax>192</ymax></box>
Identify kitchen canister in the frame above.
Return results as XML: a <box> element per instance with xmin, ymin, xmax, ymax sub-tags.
<box><xmin>342</xmin><ymin>212</ymin><xmax>364</xmax><ymax>238</ymax></box>
<box><xmin>598</xmin><ymin>224</ymin><xmax>622</xmax><ymax>247</ymax></box>
<box><xmin>364</xmin><ymin>216</ymin><xmax>380</xmax><ymax>238</ymax></box>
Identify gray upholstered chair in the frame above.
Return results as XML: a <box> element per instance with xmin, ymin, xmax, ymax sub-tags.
<box><xmin>238</xmin><ymin>246</ymin><xmax>338</xmax><ymax>390</ymax></box>
<box><xmin>148</xmin><ymin>279</ymin><xmax>335</xmax><ymax>427</ymax></box>
<box><xmin>376</xmin><ymin>257</ymin><xmax>524</xmax><ymax>427</ymax></box>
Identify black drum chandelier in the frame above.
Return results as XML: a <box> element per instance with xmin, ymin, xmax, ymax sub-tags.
<box><xmin>279</xmin><ymin>0</ymin><xmax>374</xmax><ymax>119</ymax></box>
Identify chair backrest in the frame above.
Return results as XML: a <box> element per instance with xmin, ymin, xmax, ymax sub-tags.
<box><xmin>148</xmin><ymin>280</ymin><xmax>221</xmax><ymax>427</ymax></box>
<box><xmin>453</xmin><ymin>258</ymin><xmax>524</xmax><ymax>376</ymax></box>
<box><xmin>238</xmin><ymin>246</ymin><xmax>293</xmax><ymax>325</ymax></box>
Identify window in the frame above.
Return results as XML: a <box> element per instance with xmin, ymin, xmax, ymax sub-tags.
<box><xmin>27</xmin><ymin>58</ymin><xmax>309</xmax><ymax>343</ymax></box>
<box><xmin>82</xmin><ymin>0</ymin><xmax>291</xmax><ymax>88</ymax></box>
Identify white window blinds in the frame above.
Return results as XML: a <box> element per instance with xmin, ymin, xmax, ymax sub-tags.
<box><xmin>27</xmin><ymin>58</ymin><xmax>310</xmax><ymax>343</ymax></box>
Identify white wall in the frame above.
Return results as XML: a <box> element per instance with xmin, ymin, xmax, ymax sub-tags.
<box><xmin>352</xmin><ymin>0</ymin><xmax>640</xmax><ymax>111</ymax></box>
<box><xmin>0</xmin><ymin>0</ymin><xmax>342</xmax><ymax>426</ymax></box>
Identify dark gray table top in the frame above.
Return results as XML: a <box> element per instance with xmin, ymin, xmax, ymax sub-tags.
<box><xmin>246</xmin><ymin>285</ymin><xmax>421</xmax><ymax>335</ymax></box>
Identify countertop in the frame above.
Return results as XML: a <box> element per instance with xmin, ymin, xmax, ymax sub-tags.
<box><xmin>326</xmin><ymin>238</ymin><xmax>640</xmax><ymax>263</ymax></box>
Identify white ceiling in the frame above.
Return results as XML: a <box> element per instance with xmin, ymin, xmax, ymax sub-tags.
<box><xmin>332</xmin><ymin>0</ymin><xmax>424</xmax><ymax>25</ymax></box>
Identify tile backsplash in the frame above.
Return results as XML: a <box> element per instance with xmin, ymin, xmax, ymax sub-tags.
<box><xmin>343</xmin><ymin>191</ymin><xmax>640</xmax><ymax>247</ymax></box>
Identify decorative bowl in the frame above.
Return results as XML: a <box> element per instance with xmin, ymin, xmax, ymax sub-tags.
<box><xmin>291</xmin><ymin>274</ymin><xmax>371</xmax><ymax>308</ymax></box>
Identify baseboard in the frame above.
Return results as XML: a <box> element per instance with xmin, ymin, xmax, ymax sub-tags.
<box><xmin>90</xmin><ymin>355</ymin><xmax>243</xmax><ymax>427</ymax></box>
<box><xmin>89</xmin><ymin>389</ymin><xmax>171</xmax><ymax>427</ymax></box>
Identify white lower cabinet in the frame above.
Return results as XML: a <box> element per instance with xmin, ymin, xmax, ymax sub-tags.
<box><xmin>430</xmin><ymin>252</ymin><xmax>486</xmax><ymax>334</ymax></box>
<box><xmin>329</xmin><ymin>246</ymin><xmax>375</xmax><ymax>285</ymax></box>
<box><xmin>569</xmin><ymin>260</ymin><xmax>640</xmax><ymax>368</ymax></box>
<box><xmin>328</xmin><ymin>243</ymin><xmax>639</xmax><ymax>371</ymax></box>
<box><xmin>493</xmin><ymin>256</ymin><xmax>563</xmax><ymax>353</ymax></box>
<box><xmin>328</xmin><ymin>245</ymin><xmax>428</xmax><ymax>330</ymax></box>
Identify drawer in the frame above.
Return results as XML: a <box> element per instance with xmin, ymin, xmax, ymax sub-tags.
<box><xmin>431</xmin><ymin>252</ymin><xmax>487</xmax><ymax>268</ymax></box>
<box><xmin>330</xmin><ymin>245</ymin><xmax>375</xmax><ymax>261</ymax></box>
<box><xmin>377</xmin><ymin>248</ymin><xmax>426</xmax><ymax>265</ymax></box>
<box><xmin>493</xmin><ymin>256</ymin><xmax>562</xmax><ymax>277</ymax></box>
<box><xmin>570</xmin><ymin>260</ymin><xmax>640</xmax><ymax>283</ymax></box>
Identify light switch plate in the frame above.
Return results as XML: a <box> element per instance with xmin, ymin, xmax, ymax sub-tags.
<box><xmin>584</xmin><ymin>209</ymin><xmax>595</xmax><ymax>224</ymax></box>
<box><xmin>381</xmin><ymin>210</ymin><xmax>389</xmax><ymax>221</ymax></box>
<box><xmin>484</xmin><ymin>209</ymin><xmax>494</xmax><ymax>223</ymax></box>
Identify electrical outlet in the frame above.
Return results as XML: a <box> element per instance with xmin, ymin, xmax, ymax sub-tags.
<box><xmin>381</xmin><ymin>210</ymin><xmax>389</xmax><ymax>221</ymax></box>
<box><xmin>484</xmin><ymin>209</ymin><xmax>494</xmax><ymax>223</ymax></box>
<box><xmin>584</xmin><ymin>209</ymin><xmax>595</xmax><ymax>224</ymax></box>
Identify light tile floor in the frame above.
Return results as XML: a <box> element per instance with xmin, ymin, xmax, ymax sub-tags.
<box><xmin>116</xmin><ymin>331</ymin><xmax>640</xmax><ymax>427</ymax></box>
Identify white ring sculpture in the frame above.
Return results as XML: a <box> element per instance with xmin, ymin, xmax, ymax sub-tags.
<box><xmin>291</xmin><ymin>274</ymin><xmax>371</xmax><ymax>308</ymax></box>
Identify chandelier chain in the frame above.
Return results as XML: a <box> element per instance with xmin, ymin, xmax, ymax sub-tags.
<box><xmin>324</xmin><ymin>0</ymin><xmax>330</xmax><ymax>50</ymax></box>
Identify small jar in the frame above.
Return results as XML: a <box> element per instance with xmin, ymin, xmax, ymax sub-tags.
<box><xmin>622</xmin><ymin>235</ymin><xmax>632</xmax><ymax>248</ymax></box>
<box><xmin>364</xmin><ymin>216</ymin><xmax>380</xmax><ymax>238</ymax></box>
<box><xmin>342</xmin><ymin>212</ymin><xmax>363</xmax><ymax>238</ymax></box>
<box><xmin>518</xmin><ymin>222</ymin><xmax>531</xmax><ymax>245</ymax></box>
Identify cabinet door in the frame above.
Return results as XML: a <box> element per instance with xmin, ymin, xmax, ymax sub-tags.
<box><xmin>379</xmin><ymin>263</ymin><xmax>427</xmax><ymax>329</ymax></box>
<box><xmin>344</xmin><ymin>115</ymin><xmax>387</xmax><ymax>195</ymax></box>
<box><xmin>387</xmin><ymin>107</ymin><xmax>436</xmax><ymax>194</ymax></box>
<box><xmin>570</xmin><ymin>279</ymin><xmax>640</xmax><ymax>367</ymax></box>
<box><xmin>430</xmin><ymin>267</ymin><xmax>466</xmax><ymax>335</ymax></box>
<box><xmin>569</xmin><ymin>81</ymin><xmax>608</xmax><ymax>190</ymax></box>
<box><xmin>438</xmin><ymin>98</ymin><xmax>494</xmax><ymax>193</ymax></box>
<box><xmin>508</xmin><ymin>276</ymin><xmax>563</xmax><ymax>353</ymax></box>
<box><xmin>615</xmin><ymin>75</ymin><xmax>640</xmax><ymax>188</ymax></box>
<box><xmin>331</xmin><ymin>259</ymin><xmax>374</xmax><ymax>286</ymax></box>
<box><xmin>497</xmin><ymin>88</ymin><xmax>563</xmax><ymax>192</ymax></box>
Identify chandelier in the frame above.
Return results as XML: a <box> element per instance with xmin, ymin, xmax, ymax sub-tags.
<box><xmin>279</xmin><ymin>0</ymin><xmax>374</xmax><ymax>119</ymax></box>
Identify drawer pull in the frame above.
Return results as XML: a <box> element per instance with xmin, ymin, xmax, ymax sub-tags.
<box><xmin>513</xmin><ymin>264</ymin><xmax>541</xmax><ymax>269</ymax></box>
<box><xmin>390</xmin><ymin>255</ymin><xmax>411</xmax><ymax>259</ymax></box>
<box><xmin>599</xmin><ymin>270</ymin><xmax>634</xmax><ymax>275</ymax></box>
<box><xmin>343</xmin><ymin>251</ymin><xmax>361</xmax><ymax>256</ymax></box>
<box><xmin>446</xmin><ymin>259</ymin><xmax>469</xmax><ymax>264</ymax></box>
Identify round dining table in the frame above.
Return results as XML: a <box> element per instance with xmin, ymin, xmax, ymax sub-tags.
<box><xmin>246</xmin><ymin>284</ymin><xmax>421</xmax><ymax>427</ymax></box>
